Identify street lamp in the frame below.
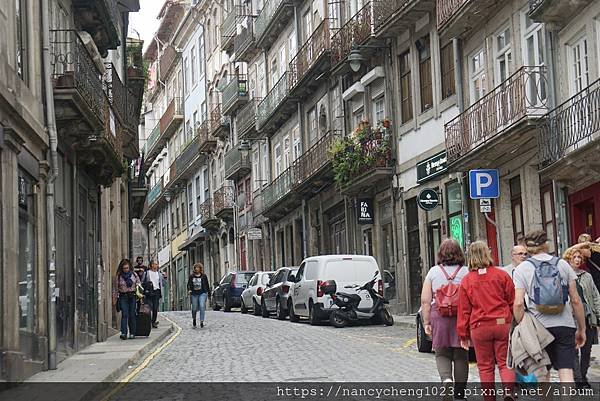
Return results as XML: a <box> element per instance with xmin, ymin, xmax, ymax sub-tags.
<box><xmin>348</xmin><ymin>49</ymin><xmax>364</xmax><ymax>73</ymax></box>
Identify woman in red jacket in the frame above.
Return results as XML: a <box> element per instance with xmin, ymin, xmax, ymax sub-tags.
<box><xmin>458</xmin><ymin>241</ymin><xmax>516</xmax><ymax>400</ymax></box>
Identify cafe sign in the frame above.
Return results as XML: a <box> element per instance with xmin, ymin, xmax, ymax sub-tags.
<box><xmin>417</xmin><ymin>151</ymin><xmax>448</xmax><ymax>183</ymax></box>
<box><xmin>358</xmin><ymin>199</ymin><xmax>374</xmax><ymax>224</ymax></box>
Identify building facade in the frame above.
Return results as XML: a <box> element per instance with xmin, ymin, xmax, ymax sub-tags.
<box><xmin>0</xmin><ymin>0</ymin><xmax>144</xmax><ymax>381</ymax></box>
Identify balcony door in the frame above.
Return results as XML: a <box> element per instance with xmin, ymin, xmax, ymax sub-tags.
<box><xmin>522</xmin><ymin>14</ymin><xmax>547</xmax><ymax>108</ymax></box>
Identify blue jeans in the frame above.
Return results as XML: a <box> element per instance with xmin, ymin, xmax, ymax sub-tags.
<box><xmin>118</xmin><ymin>294</ymin><xmax>137</xmax><ymax>336</ymax></box>
<box><xmin>191</xmin><ymin>293</ymin><xmax>207</xmax><ymax>322</ymax></box>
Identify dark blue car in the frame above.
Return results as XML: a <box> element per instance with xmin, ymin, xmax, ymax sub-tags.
<box><xmin>212</xmin><ymin>271</ymin><xmax>256</xmax><ymax>312</ymax></box>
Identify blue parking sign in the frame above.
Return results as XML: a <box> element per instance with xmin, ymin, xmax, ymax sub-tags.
<box><xmin>469</xmin><ymin>169</ymin><xmax>499</xmax><ymax>199</ymax></box>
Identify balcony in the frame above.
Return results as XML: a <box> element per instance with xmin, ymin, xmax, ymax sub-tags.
<box><xmin>159</xmin><ymin>97</ymin><xmax>184</xmax><ymax>139</ymax></box>
<box><xmin>235</xmin><ymin>22</ymin><xmax>260</xmax><ymax>63</ymax></box>
<box><xmin>529</xmin><ymin>0</ymin><xmax>595</xmax><ymax>27</ymax></box>
<box><xmin>199</xmin><ymin>198</ymin><xmax>220</xmax><ymax>231</ymax></box>
<box><xmin>142</xmin><ymin>180</ymin><xmax>165</xmax><ymax>224</ymax></box>
<box><xmin>262</xmin><ymin>167</ymin><xmax>301</xmax><ymax>220</ymax></box>
<box><xmin>331</xmin><ymin>3</ymin><xmax>374</xmax><ymax>71</ymax></box>
<box><xmin>437</xmin><ymin>0</ymin><xmax>500</xmax><ymax>38</ymax></box>
<box><xmin>104</xmin><ymin>63</ymin><xmax>127</xmax><ymax>123</ymax></box>
<box><xmin>222</xmin><ymin>75</ymin><xmax>249</xmax><ymax>116</ymax></box>
<box><xmin>225</xmin><ymin>146</ymin><xmax>251</xmax><ymax>181</ymax></box>
<box><xmin>445</xmin><ymin>66</ymin><xmax>548</xmax><ymax>170</ymax></box>
<box><xmin>145</xmin><ymin>124</ymin><xmax>161</xmax><ymax>161</ymax></box>
<box><xmin>257</xmin><ymin>72</ymin><xmax>296</xmax><ymax>136</ymax></box>
<box><xmin>170</xmin><ymin>135</ymin><xmax>204</xmax><ymax>188</ymax></box>
<box><xmin>197</xmin><ymin>120</ymin><xmax>217</xmax><ymax>153</ymax></box>
<box><xmin>130</xmin><ymin>164</ymin><xmax>148</xmax><ymax>219</ymax></box>
<box><xmin>237</xmin><ymin>98</ymin><xmax>261</xmax><ymax>140</ymax></box>
<box><xmin>159</xmin><ymin>45</ymin><xmax>179</xmax><ymax>81</ymax></box>
<box><xmin>288</xmin><ymin>20</ymin><xmax>331</xmax><ymax>99</ymax></box>
<box><xmin>293</xmin><ymin>131</ymin><xmax>340</xmax><ymax>195</ymax></box>
<box><xmin>210</xmin><ymin>104</ymin><xmax>230</xmax><ymax>139</ymax></box>
<box><xmin>50</xmin><ymin>30</ymin><xmax>106</xmax><ymax>131</ymax></box>
<box><xmin>72</xmin><ymin>0</ymin><xmax>120</xmax><ymax>57</ymax></box>
<box><xmin>373</xmin><ymin>0</ymin><xmax>435</xmax><ymax>38</ymax></box>
<box><xmin>214</xmin><ymin>186</ymin><xmax>235</xmax><ymax>220</ymax></box>
<box><xmin>123</xmin><ymin>89</ymin><xmax>142</xmax><ymax>159</ymax></box>
<box><xmin>254</xmin><ymin>0</ymin><xmax>294</xmax><ymax>50</ymax></box>
<box><xmin>537</xmin><ymin>78</ymin><xmax>600</xmax><ymax>185</ymax></box>
<box><xmin>221</xmin><ymin>5</ymin><xmax>245</xmax><ymax>54</ymax></box>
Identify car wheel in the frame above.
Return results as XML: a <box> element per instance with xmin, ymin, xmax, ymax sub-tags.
<box><xmin>253</xmin><ymin>299</ymin><xmax>261</xmax><ymax>316</ymax></box>
<box><xmin>261</xmin><ymin>298</ymin><xmax>269</xmax><ymax>318</ymax></box>
<box><xmin>416</xmin><ymin>317</ymin><xmax>433</xmax><ymax>353</ymax></box>
<box><xmin>329</xmin><ymin>310</ymin><xmax>348</xmax><ymax>328</ymax></box>
<box><xmin>240</xmin><ymin>299</ymin><xmax>248</xmax><ymax>314</ymax></box>
<box><xmin>288</xmin><ymin>299</ymin><xmax>299</xmax><ymax>323</ymax></box>
<box><xmin>212</xmin><ymin>295</ymin><xmax>221</xmax><ymax>311</ymax></box>
<box><xmin>380</xmin><ymin>308</ymin><xmax>394</xmax><ymax>326</ymax></box>
<box><xmin>308</xmin><ymin>301</ymin><xmax>318</xmax><ymax>326</ymax></box>
<box><xmin>276</xmin><ymin>298</ymin><xmax>286</xmax><ymax>320</ymax></box>
<box><xmin>223</xmin><ymin>295</ymin><xmax>231</xmax><ymax>312</ymax></box>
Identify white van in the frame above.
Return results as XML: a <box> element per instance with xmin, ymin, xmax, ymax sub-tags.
<box><xmin>288</xmin><ymin>255</ymin><xmax>382</xmax><ymax>324</ymax></box>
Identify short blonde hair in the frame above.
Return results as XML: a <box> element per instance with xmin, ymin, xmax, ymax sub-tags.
<box><xmin>563</xmin><ymin>246</ymin><xmax>584</xmax><ymax>263</ymax></box>
<box><xmin>467</xmin><ymin>241</ymin><xmax>494</xmax><ymax>271</ymax></box>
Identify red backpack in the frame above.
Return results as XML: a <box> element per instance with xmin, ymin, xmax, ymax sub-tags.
<box><xmin>435</xmin><ymin>265</ymin><xmax>461</xmax><ymax>317</ymax></box>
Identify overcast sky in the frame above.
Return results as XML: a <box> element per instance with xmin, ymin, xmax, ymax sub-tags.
<box><xmin>128</xmin><ymin>0</ymin><xmax>163</xmax><ymax>51</ymax></box>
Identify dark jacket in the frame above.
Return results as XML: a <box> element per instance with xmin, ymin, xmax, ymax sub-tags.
<box><xmin>187</xmin><ymin>273</ymin><xmax>210</xmax><ymax>295</ymax></box>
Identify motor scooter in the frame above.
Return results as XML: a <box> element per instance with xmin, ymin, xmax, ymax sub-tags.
<box><xmin>324</xmin><ymin>272</ymin><xmax>394</xmax><ymax>328</ymax></box>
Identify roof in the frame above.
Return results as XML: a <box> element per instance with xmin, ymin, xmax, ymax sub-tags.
<box><xmin>143</xmin><ymin>1</ymin><xmax>187</xmax><ymax>61</ymax></box>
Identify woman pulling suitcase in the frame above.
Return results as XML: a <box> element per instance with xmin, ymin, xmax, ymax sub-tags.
<box><xmin>113</xmin><ymin>259</ymin><xmax>141</xmax><ymax>340</ymax></box>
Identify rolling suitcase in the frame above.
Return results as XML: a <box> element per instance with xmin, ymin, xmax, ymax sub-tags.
<box><xmin>136</xmin><ymin>302</ymin><xmax>152</xmax><ymax>337</ymax></box>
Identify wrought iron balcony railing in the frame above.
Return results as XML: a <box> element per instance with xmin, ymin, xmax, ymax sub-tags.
<box><xmin>198</xmin><ymin>120</ymin><xmax>217</xmax><ymax>152</ymax></box>
<box><xmin>72</xmin><ymin>0</ymin><xmax>120</xmax><ymax>55</ymax></box>
<box><xmin>50</xmin><ymin>30</ymin><xmax>106</xmax><ymax>123</ymax></box>
<box><xmin>147</xmin><ymin>181</ymin><xmax>162</xmax><ymax>206</ymax></box>
<box><xmin>214</xmin><ymin>185</ymin><xmax>235</xmax><ymax>216</ymax></box>
<box><xmin>225</xmin><ymin>145</ymin><xmax>252</xmax><ymax>181</ymax></box>
<box><xmin>199</xmin><ymin>198</ymin><xmax>215</xmax><ymax>223</ymax></box>
<box><xmin>374</xmin><ymin>0</ymin><xmax>412</xmax><ymax>32</ymax></box>
<box><xmin>174</xmin><ymin>133</ymin><xmax>201</xmax><ymax>178</ymax></box>
<box><xmin>125</xmin><ymin>89</ymin><xmax>141</xmax><ymax>132</ymax></box>
<box><xmin>210</xmin><ymin>104</ymin><xmax>230</xmax><ymax>138</ymax></box>
<box><xmin>103</xmin><ymin>63</ymin><xmax>127</xmax><ymax>122</ymax></box>
<box><xmin>331</xmin><ymin>3</ymin><xmax>373</xmax><ymax>67</ymax></box>
<box><xmin>222</xmin><ymin>75</ymin><xmax>249</xmax><ymax>115</ymax></box>
<box><xmin>159</xmin><ymin>97</ymin><xmax>183</xmax><ymax>136</ymax></box>
<box><xmin>437</xmin><ymin>0</ymin><xmax>470</xmax><ymax>30</ymax></box>
<box><xmin>445</xmin><ymin>66</ymin><xmax>548</xmax><ymax>163</ymax></box>
<box><xmin>289</xmin><ymin>19</ymin><xmax>330</xmax><ymax>89</ymax></box>
<box><xmin>263</xmin><ymin>166</ymin><xmax>295</xmax><ymax>210</ymax></box>
<box><xmin>145</xmin><ymin>124</ymin><xmax>161</xmax><ymax>156</ymax></box>
<box><xmin>237</xmin><ymin>98</ymin><xmax>261</xmax><ymax>139</ymax></box>
<box><xmin>294</xmin><ymin>130</ymin><xmax>340</xmax><ymax>186</ymax></box>
<box><xmin>221</xmin><ymin>5</ymin><xmax>245</xmax><ymax>51</ymax></box>
<box><xmin>257</xmin><ymin>72</ymin><xmax>290</xmax><ymax>129</ymax></box>
<box><xmin>254</xmin><ymin>0</ymin><xmax>291</xmax><ymax>44</ymax></box>
<box><xmin>159</xmin><ymin>44</ymin><xmax>179</xmax><ymax>81</ymax></box>
<box><xmin>538</xmin><ymin>78</ymin><xmax>600</xmax><ymax>168</ymax></box>
<box><xmin>234</xmin><ymin>23</ymin><xmax>257</xmax><ymax>62</ymax></box>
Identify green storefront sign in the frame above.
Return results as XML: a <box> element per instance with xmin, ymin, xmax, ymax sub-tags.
<box><xmin>449</xmin><ymin>215</ymin><xmax>463</xmax><ymax>247</ymax></box>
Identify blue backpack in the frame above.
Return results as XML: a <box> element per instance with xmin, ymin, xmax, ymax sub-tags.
<box><xmin>529</xmin><ymin>257</ymin><xmax>568</xmax><ymax>314</ymax></box>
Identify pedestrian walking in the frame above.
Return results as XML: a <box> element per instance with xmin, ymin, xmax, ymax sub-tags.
<box><xmin>457</xmin><ymin>241</ymin><xmax>515</xmax><ymax>401</ymax></box>
<box><xmin>502</xmin><ymin>245</ymin><xmax>528</xmax><ymax>278</ymax></box>
<box><xmin>142</xmin><ymin>260</ymin><xmax>164</xmax><ymax>328</ymax></box>
<box><xmin>188</xmin><ymin>263</ymin><xmax>210</xmax><ymax>328</ymax></box>
<box><xmin>572</xmin><ymin>238</ymin><xmax>600</xmax><ymax>293</ymax></box>
<box><xmin>113</xmin><ymin>259</ymin><xmax>141</xmax><ymax>340</ymax></box>
<box><xmin>420</xmin><ymin>238</ymin><xmax>469</xmax><ymax>400</ymax></box>
<box><xmin>563</xmin><ymin>246</ymin><xmax>600</xmax><ymax>389</ymax></box>
<box><xmin>133</xmin><ymin>256</ymin><xmax>147</xmax><ymax>279</ymax></box>
<box><xmin>512</xmin><ymin>230</ymin><xmax>587</xmax><ymax>384</ymax></box>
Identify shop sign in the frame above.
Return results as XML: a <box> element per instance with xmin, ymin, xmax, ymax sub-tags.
<box><xmin>358</xmin><ymin>199</ymin><xmax>374</xmax><ymax>224</ymax></box>
<box><xmin>417</xmin><ymin>188</ymin><xmax>440</xmax><ymax>211</ymax></box>
<box><xmin>417</xmin><ymin>151</ymin><xmax>448</xmax><ymax>183</ymax></box>
<box><xmin>247</xmin><ymin>228</ymin><xmax>262</xmax><ymax>240</ymax></box>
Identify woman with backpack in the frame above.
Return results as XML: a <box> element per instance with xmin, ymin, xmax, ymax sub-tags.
<box><xmin>457</xmin><ymin>241</ymin><xmax>516</xmax><ymax>401</ymax></box>
<box><xmin>187</xmin><ymin>263</ymin><xmax>210</xmax><ymax>328</ymax></box>
<box><xmin>420</xmin><ymin>238</ymin><xmax>469</xmax><ymax>400</ymax></box>
<box><xmin>563</xmin><ymin>246</ymin><xmax>600</xmax><ymax>389</ymax></box>
<box><xmin>112</xmin><ymin>259</ymin><xmax>141</xmax><ymax>340</ymax></box>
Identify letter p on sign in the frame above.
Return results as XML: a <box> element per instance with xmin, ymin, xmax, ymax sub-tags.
<box><xmin>469</xmin><ymin>169</ymin><xmax>499</xmax><ymax>199</ymax></box>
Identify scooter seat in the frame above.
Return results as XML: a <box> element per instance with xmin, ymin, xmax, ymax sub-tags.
<box><xmin>336</xmin><ymin>293</ymin><xmax>361</xmax><ymax>302</ymax></box>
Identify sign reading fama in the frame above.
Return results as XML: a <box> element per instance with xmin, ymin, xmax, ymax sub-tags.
<box><xmin>358</xmin><ymin>199</ymin><xmax>374</xmax><ymax>224</ymax></box>
<box><xmin>417</xmin><ymin>151</ymin><xmax>448</xmax><ymax>183</ymax></box>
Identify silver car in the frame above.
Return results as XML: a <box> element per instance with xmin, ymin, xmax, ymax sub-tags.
<box><xmin>240</xmin><ymin>271</ymin><xmax>274</xmax><ymax>315</ymax></box>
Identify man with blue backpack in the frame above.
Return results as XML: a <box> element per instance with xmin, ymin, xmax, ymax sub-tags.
<box><xmin>513</xmin><ymin>230</ymin><xmax>587</xmax><ymax>384</ymax></box>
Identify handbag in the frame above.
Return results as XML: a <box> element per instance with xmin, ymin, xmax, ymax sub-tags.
<box><xmin>135</xmin><ymin>283</ymin><xmax>145</xmax><ymax>300</ymax></box>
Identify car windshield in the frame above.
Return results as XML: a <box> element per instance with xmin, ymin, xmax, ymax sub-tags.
<box><xmin>235</xmin><ymin>273</ymin><xmax>254</xmax><ymax>285</ymax></box>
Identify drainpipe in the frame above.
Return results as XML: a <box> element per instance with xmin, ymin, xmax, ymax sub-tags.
<box><xmin>42</xmin><ymin>0</ymin><xmax>59</xmax><ymax>370</ymax></box>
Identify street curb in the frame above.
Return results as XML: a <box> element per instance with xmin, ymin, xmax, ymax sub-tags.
<box><xmin>393</xmin><ymin>316</ymin><xmax>417</xmax><ymax>329</ymax></box>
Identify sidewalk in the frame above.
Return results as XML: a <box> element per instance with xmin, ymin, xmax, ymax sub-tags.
<box><xmin>1</xmin><ymin>318</ymin><xmax>173</xmax><ymax>401</ymax></box>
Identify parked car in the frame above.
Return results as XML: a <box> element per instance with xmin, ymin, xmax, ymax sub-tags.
<box><xmin>288</xmin><ymin>255</ymin><xmax>382</xmax><ymax>325</ymax></box>
<box><xmin>211</xmin><ymin>271</ymin><xmax>256</xmax><ymax>312</ymax></box>
<box><xmin>240</xmin><ymin>271</ymin><xmax>274</xmax><ymax>315</ymax></box>
<box><xmin>261</xmin><ymin>267</ymin><xmax>298</xmax><ymax>320</ymax></box>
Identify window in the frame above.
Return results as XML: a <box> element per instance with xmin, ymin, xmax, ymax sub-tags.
<box><xmin>446</xmin><ymin>181</ymin><xmax>463</xmax><ymax>246</ymax></box>
<box><xmin>522</xmin><ymin>15</ymin><xmax>546</xmax><ymax>102</ymax></box>
<box><xmin>307</xmin><ymin>107</ymin><xmax>317</xmax><ymax>145</ymax></box>
<box><xmin>198</xmin><ymin>33</ymin><xmax>204</xmax><ymax>76</ymax></box>
<box><xmin>283</xmin><ymin>135</ymin><xmax>291</xmax><ymax>169</ymax></box>
<box><xmin>399</xmin><ymin>51</ymin><xmax>412</xmax><ymax>122</ymax></box>
<box><xmin>261</xmin><ymin>142</ymin><xmax>269</xmax><ymax>183</ymax></box>
<box><xmin>274</xmin><ymin>143</ymin><xmax>282</xmax><ymax>176</ymax></box>
<box><xmin>418</xmin><ymin>36</ymin><xmax>432</xmax><ymax>112</ymax></box>
<box><xmin>292</xmin><ymin>125</ymin><xmax>301</xmax><ymax>160</ymax></box>
<box><xmin>257</xmin><ymin>59</ymin><xmax>266</xmax><ymax>98</ymax></box>
<box><xmin>16</xmin><ymin>0</ymin><xmax>28</xmax><ymax>83</ymax></box>
<box><xmin>188</xmin><ymin>183</ymin><xmax>194</xmax><ymax>222</ymax></box>
<box><xmin>495</xmin><ymin>27</ymin><xmax>512</xmax><ymax>84</ymax></box>
<box><xmin>570</xmin><ymin>37</ymin><xmax>589</xmax><ymax>94</ymax></box>
<box><xmin>279</xmin><ymin>45</ymin><xmax>286</xmax><ymax>77</ymax></box>
<box><xmin>470</xmin><ymin>48</ymin><xmax>486</xmax><ymax>103</ymax></box>
<box><xmin>353</xmin><ymin>107</ymin><xmax>364</xmax><ymax>126</ymax></box>
<box><xmin>510</xmin><ymin>176</ymin><xmax>524</xmax><ymax>244</ymax></box>
<box><xmin>540</xmin><ymin>183</ymin><xmax>557</xmax><ymax>254</ymax></box>
<box><xmin>195</xmin><ymin>176</ymin><xmax>202</xmax><ymax>217</ymax></box>
<box><xmin>373</xmin><ymin>96</ymin><xmax>385</xmax><ymax>124</ymax></box>
<box><xmin>440</xmin><ymin>43</ymin><xmax>455</xmax><ymax>99</ymax></box>
<box><xmin>191</xmin><ymin>46</ymin><xmax>197</xmax><ymax>86</ymax></box>
<box><xmin>203</xmin><ymin>169</ymin><xmax>209</xmax><ymax>199</ymax></box>
<box><xmin>271</xmin><ymin>58</ymin><xmax>278</xmax><ymax>87</ymax></box>
<box><xmin>174</xmin><ymin>204</ymin><xmax>180</xmax><ymax>231</ymax></box>
<box><xmin>288</xmin><ymin>30</ymin><xmax>296</xmax><ymax>60</ymax></box>
<box><xmin>252</xmin><ymin>149</ymin><xmax>260</xmax><ymax>191</ymax></box>
<box><xmin>183</xmin><ymin>57</ymin><xmax>189</xmax><ymax>94</ymax></box>
<box><xmin>303</xmin><ymin>10</ymin><xmax>312</xmax><ymax>42</ymax></box>
<box><xmin>244</xmin><ymin>178</ymin><xmax>252</xmax><ymax>207</ymax></box>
